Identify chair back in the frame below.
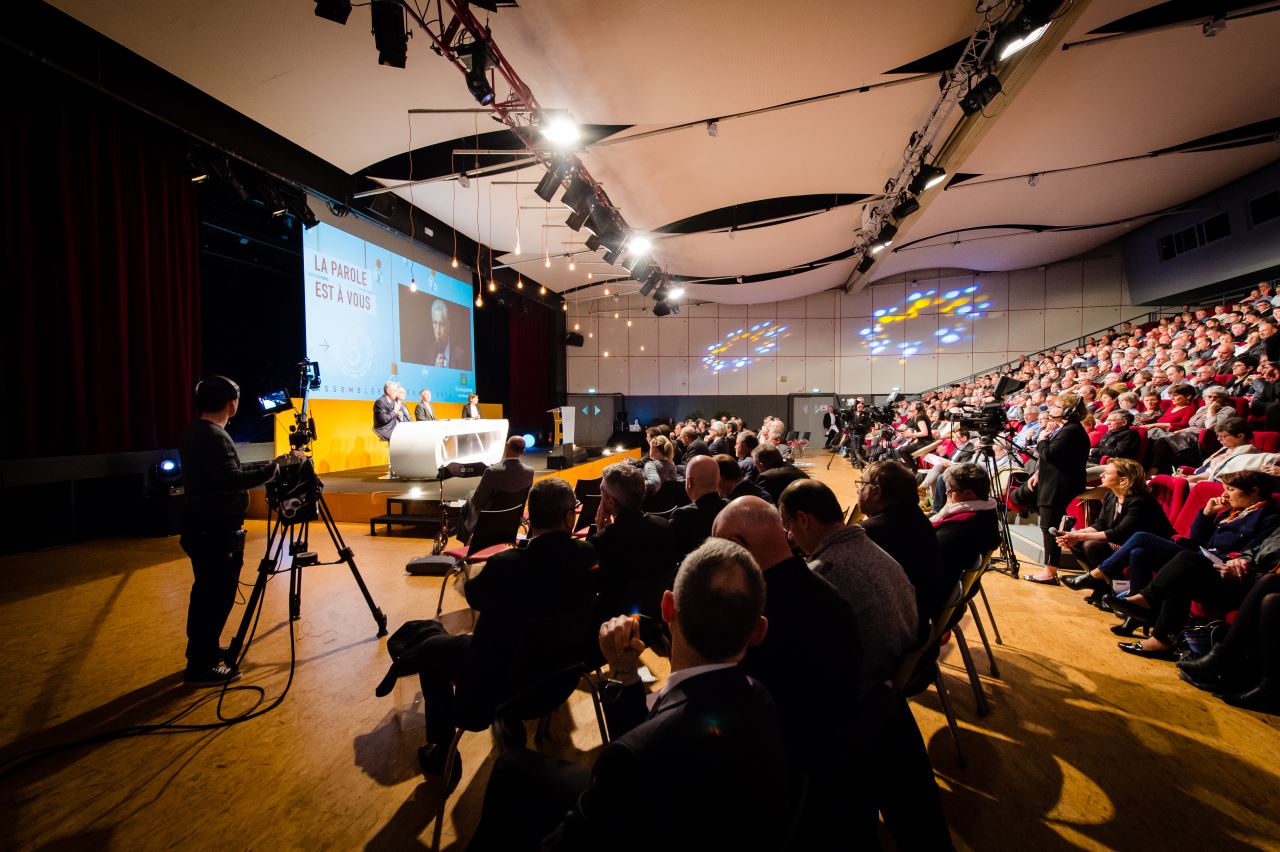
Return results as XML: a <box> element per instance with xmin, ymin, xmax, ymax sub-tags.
<box><xmin>893</xmin><ymin>553</ymin><xmax>989</xmax><ymax>695</ymax></box>
<box><xmin>1149</xmin><ymin>474</ymin><xmax>1189</xmax><ymax>523</ymax></box>
<box><xmin>1255</xmin><ymin>431</ymin><xmax>1280</xmax><ymax>453</ymax></box>
<box><xmin>643</xmin><ymin>478</ymin><xmax>688</xmax><ymax>513</ymax></box>
<box><xmin>574</xmin><ymin>492</ymin><xmax>601</xmax><ymax>533</ymax></box>
<box><xmin>468</xmin><ymin>490</ymin><xmax>527</xmax><ymax>555</ymax></box>
<box><xmin>1172</xmin><ymin>480</ymin><xmax>1225</xmax><ymax>537</ymax></box>
<box><xmin>574</xmin><ymin>476</ymin><xmax>602</xmax><ymax>502</ymax></box>
<box><xmin>495</xmin><ymin>662</ymin><xmax>589</xmax><ymax>723</ymax></box>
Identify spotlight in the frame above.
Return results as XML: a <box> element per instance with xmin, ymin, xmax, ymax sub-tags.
<box><xmin>538</xmin><ymin>112</ymin><xmax>581</xmax><ymax>149</ymax></box>
<box><xmin>857</xmin><ymin>254</ymin><xmax>875</xmax><ymax>273</ymax></box>
<box><xmin>653</xmin><ymin>300</ymin><xmax>672</xmax><ymax>317</ymax></box>
<box><xmin>602</xmin><ymin>244</ymin><xmax>624</xmax><ymax>266</ymax></box>
<box><xmin>891</xmin><ymin>196</ymin><xmax>920</xmax><ymax>219</ymax></box>
<box><xmin>627</xmin><ymin>258</ymin><xmax>653</xmax><ymax>281</ymax></box>
<box><xmin>997</xmin><ymin>21</ymin><xmax>1049</xmax><ymax>60</ymax></box>
<box><xmin>534</xmin><ymin>157</ymin><xmax>572</xmax><ymax>203</ymax></box>
<box><xmin>667</xmin><ymin>287</ymin><xmax>684</xmax><ymax>300</ymax></box>
<box><xmin>960</xmin><ymin>74</ymin><xmax>1002</xmax><ymax>116</ymax></box>
<box><xmin>565</xmin><ymin>206</ymin><xmax>591</xmax><ymax>231</ymax></box>
<box><xmin>909</xmin><ymin>162</ymin><xmax>947</xmax><ymax>195</ymax></box>
<box><xmin>627</xmin><ymin>235</ymin><xmax>652</xmax><ymax>256</ymax></box>
<box><xmin>370</xmin><ymin>0</ymin><xmax>408</xmax><ymax>68</ymax></box>
<box><xmin>584</xmin><ymin>234</ymin><xmax>603</xmax><ymax>252</ymax></box>
<box><xmin>461</xmin><ymin>40</ymin><xmax>494</xmax><ymax>105</ymax></box>
<box><xmin>185</xmin><ymin>152</ymin><xmax>209</xmax><ymax>184</ymax></box>
<box><xmin>313</xmin><ymin>0</ymin><xmax>352</xmax><ymax>24</ymax></box>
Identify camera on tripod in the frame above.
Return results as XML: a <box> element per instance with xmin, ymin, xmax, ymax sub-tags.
<box><xmin>939</xmin><ymin>375</ymin><xmax>1028</xmax><ymax>439</ymax></box>
<box><xmin>259</xmin><ymin>359</ymin><xmax>326</xmax><ymax>525</ymax></box>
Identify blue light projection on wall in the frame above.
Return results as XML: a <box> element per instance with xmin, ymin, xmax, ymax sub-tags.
<box><xmin>860</xmin><ymin>283</ymin><xmax>993</xmax><ymax>359</ymax></box>
<box><xmin>702</xmin><ymin>321</ymin><xmax>791</xmax><ymax>372</ymax></box>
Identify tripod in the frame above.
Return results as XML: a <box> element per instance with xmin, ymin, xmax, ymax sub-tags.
<box><xmin>827</xmin><ymin>428</ymin><xmax>867</xmax><ymax>470</ymax></box>
<box><xmin>971</xmin><ymin>434</ymin><xmax>1024</xmax><ymax>579</ymax></box>
<box><xmin>226</xmin><ymin>485</ymin><xmax>388</xmax><ymax>672</ymax></box>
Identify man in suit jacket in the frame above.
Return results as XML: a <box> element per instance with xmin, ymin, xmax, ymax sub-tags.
<box><xmin>590</xmin><ymin>463</ymin><xmax>680</xmax><ymax>624</ymax></box>
<box><xmin>674</xmin><ymin>425</ymin><xmax>710</xmax><ymax>465</ymax></box>
<box><xmin>859</xmin><ymin>460</ymin><xmax>945</xmax><ymax>623</ymax></box>
<box><xmin>461</xmin><ymin>436</ymin><xmax>535</xmax><ymax>542</ymax></box>
<box><xmin>736</xmin><ymin>430</ymin><xmax>761</xmax><ymax>482</ymax></box>
<box><xmin>372</xmin><ymin>381</ymin><xmax>411</xmax><ymax>441</ymax></box>
<box><xmin>431</xmin><ymin>298</ymin><xmax>470</xmax><ymax>369</ymax></box>
<box><xmin>405</xmin><ymin>478</ymin><xmax>600</xmax><ymax>783</ymax></box>
<box><xmin>714</xmin><ymin>497</ymin><xmax>951</xmax><ymax>851</ymax></box>
<box><xmin>706</xmin><ymin>420</ymin><xmax>734</xmax><ymax>456</ymax></box>
<box><xmin>414</xmin><ymin>388</ymin><xmax>437</xmax><ymax>421</ymax></box>
<box><xmin>715</xmin><ymin>453</ymin><xmax>771</xmax><ymax>503</ymax></box>
<box><xmin>753</xmin><ymin>444</ymin><xmax>808</xmax><ymax>503</ymax></box>
<box><xmin>468</xmin><ymin>538</ymin><xmax>788</xmax><ymax>851</ymax></box>
<box><xmin>669</xmin><ymin>455</ymin><xmax>727</xmax><ymax>558</ymax></box>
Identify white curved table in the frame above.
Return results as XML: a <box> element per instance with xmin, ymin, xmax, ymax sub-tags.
<box><xmin>388</xmin><ymin>418</ymin><xmax>509</xmax><ymax>479</ymax></box>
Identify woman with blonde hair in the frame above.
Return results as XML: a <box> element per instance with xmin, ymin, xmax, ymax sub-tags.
<box><xmin>642</xmin><ymin>434</ymin><xmax>678</xmax><ymax>493</ymax></box>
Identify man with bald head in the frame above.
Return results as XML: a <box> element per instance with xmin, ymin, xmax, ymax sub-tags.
<box><xmin>712</xmin><ymin>497</ymin><xmax>951</xmax><ymax>850</ymax></box>
<box><xmin>669</xmin><ymin>455</ymin><xmax>727</xmax><ymax>558</ymax></box>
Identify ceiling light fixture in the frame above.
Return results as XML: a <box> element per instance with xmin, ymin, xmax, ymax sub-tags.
<box><xmin>313</xmin><ymin>0</ymin><xmax>352</xmax><ymax>25</ymax></box>
<box><xmin>534</xmin><ymin>157</ymin><xmax>572</xmax><ymax>203</ymax></box>
<box><xmin>891</xmin><ymin>196</ymin><xmax>921</xmax><ymax>219</ymax></box>
<box><xmin>461</xmin><ymin>40</ymin><xmax>494</xmax><ymax>104</ymax></box>
<box><xmin>908</xmin><ymin>162</ymin><xmax>948</xmax><ymax>195</ymax></box>
<box><xmin>370</xmin><ymin>0</ymin><xmax>408</xmax><ymax>67</ymax></box>
<box><xmin>539</xmin><ymin>112</ymin><xmax>581</xmax><ymax>148</ymax></box>
<box><xmin>998</xmin><ymin>22</ymin><xmax>1049</xmax><ymax>59</ymax></box>
<box><xmin>627</xmin><ymin>235</ymin><xmax>652</xmax><ymax>256</ymax></box>
<box><xmin>960</xmin><ymin>74</ymin><xmax>1002</xmax><ymax>115</ymax></box>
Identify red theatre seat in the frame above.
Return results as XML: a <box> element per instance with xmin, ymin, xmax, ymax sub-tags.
<box><xmin>1254</xmin><ymin>431</ymin><xmax>1280</xmax><ymax>453</ymax></box>
<box><xmin>1171</xmin><ymin>481</ymin><xmax>1226</xmax><ymax>538</ymax></box>
<box><xmin>1149</xmin><ymin>474</ymin><xmax>1189</xmax><ymax>524</ymax></box>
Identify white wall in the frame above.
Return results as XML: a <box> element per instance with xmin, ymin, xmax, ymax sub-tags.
<box><xmin>565</xmin><ymin>248</ymin><xmax>1140</xmax><ymax>397</ymax></box>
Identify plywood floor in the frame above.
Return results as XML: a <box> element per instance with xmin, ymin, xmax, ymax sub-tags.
<box><xmin>2</xmin><ymin>452</ymin><xmax>1279</xmax><ymax>850</ymax></box>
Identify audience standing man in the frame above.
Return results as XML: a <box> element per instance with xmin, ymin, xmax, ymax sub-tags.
<box><xmin>179</xmin><ymin>376</ymin><xmax>279</xmax><ymax>686</ymax></box>
<box><xmin>373</xmin><ymin>381</ymin><xmax>410</xmax><ymax>441</ymax></box>
<box><xmin>460</xmin><ymin>436</ymin><xmax>535</xmax><ymax>543</ymax></box>
<box><xmin>414</xmin><ymin>388</ymin><xmax>437</xmax><ymax>421</ymax></box>
<box><xmin>778</xmin><ymin>479</ymin><xmax>919</xmax><ymax>686</ymax></box>
<box><xmin>468</xmin><ymin>539</ymin><xmax>788</xmax><ymax>851</ymax></box>
<box><xmin>669</xmin><ymin>455</ymin><xmax>727</xmax><ymax>558</ymax></box>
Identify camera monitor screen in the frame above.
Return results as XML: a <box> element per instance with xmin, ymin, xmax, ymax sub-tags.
<box><xmin>258</xmin><ymin>389</ymin><xmax>294</xmax><ymax>413</ymax></box>
<box><xmin>302</xmin><ymin>222</ymin><xmax>478</xmax><ymax>402</ymax></box>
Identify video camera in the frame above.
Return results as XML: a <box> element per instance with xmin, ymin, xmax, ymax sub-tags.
<box><xmin>939</xmin><ymin>376</ymin><xmax>1027</xmax><ymax>439</ymax></box>
<box><xmin>259</xmin><ymin>358</ymin><xmax>325</xmax><ymax>524</ymax></box>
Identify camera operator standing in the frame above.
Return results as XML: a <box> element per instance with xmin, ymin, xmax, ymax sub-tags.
<box><xmin>179</xmin><ymin>376</ymin><xmax>278</xmax><ymax>686</ymax></box>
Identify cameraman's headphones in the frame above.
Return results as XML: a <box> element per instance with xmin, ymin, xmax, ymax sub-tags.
<box><xmin>194</xmin><ymin>375</ymin><xmax>241</xmax><ymax>412</ymax></box>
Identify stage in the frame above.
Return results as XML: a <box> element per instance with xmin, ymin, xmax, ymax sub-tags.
<box><xmin>247</xmin><ymin>447</ymin><xmax>640</xmax><ymax>527</ymax></box>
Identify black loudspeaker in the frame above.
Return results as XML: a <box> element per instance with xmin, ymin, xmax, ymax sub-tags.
<box><xmin>565</xmin><ymin>332</ymin><xmax>585</xmax><ymax>347</ymax></box>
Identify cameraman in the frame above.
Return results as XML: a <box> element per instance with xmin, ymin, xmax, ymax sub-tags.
<box><xmin>179</xmin><ymin>376</ymin><xmax>279</xmax><ymax>686</ymax></box>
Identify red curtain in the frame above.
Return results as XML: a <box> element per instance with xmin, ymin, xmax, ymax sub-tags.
<box><xmin>2</xmin><ymin>61</ymin><xmax>201</xmax><ymax>459</ymax></box>
<box><xmin>506</xmin><ymin>305</ymin><xmax>554</xmax><ymax>433</ymax></box>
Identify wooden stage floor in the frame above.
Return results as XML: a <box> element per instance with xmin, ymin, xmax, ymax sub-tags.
<box><xmin>2</xmin><ymin>450</ymin><xmax>1279</xmax><ymax>850</ymax></box>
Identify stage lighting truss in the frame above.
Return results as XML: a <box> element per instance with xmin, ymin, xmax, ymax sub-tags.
<box><xmin>848</xmin><ymin>0</ymin><xmax>1059</xmax><ymax>285</ymax></box>
<box><xmin>337</xmin><ymin>0</ymin><xmax>671</xmax><ymax>295</ymax></box>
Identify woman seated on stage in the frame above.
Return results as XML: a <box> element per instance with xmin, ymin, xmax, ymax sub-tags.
<box><xmin>1178</xmin><ymin>536</ymin><xmax>1280</xmax><ymax>713</ymax></box>
<box><xmin>1060</xmin><ymin>459</ymin><xmax>1174</xmax><ymax>606</ymax></box>
<box><xmin>1103</xmin><ymin>470</ymin><xmax>1280</xmax><ymax>654</ymax></box>
<box><xmin>1178</xmin><ymin>418</ymin><xmax>1271</xmax><ymax>484</ymax></box>
<box><xmin>642</xmin><ymin>435</ymin><xmax>679</xmax><ymax>493</ymax></box>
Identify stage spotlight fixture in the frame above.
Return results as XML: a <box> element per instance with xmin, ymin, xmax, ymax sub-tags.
<box><xmin>667</xmin><ymin>287</ymin><xmax>684</xmax><ymax>300</ymax></box>
<box><xmin>639</xmin><ymin>270</ymin><xmax>662</xmax><ymax>297</ymax></box>
<box><xmin>600</xmin><ymin>227</ymin><xmax>629</xmax><ymax>255</ymax></box>
<box><xmin>534</xmin><ymin>157</ymin><xmax>573</xmax><ymax>203</ymax></box>
<box><xmin>891</xmin><ymin>196</ymin><xmax>920</xmax><ymax>220</ymax></box>
<box><xmin>627</xmin><ymin>235</ymin><xmax>652</xmax><ymax>256</ymax></box>
<box><xmin>960</xmin><ymin>74</ymin><xmax>1002</xmax><ymax>115</ymax></box>
<box><xmin>461</xmin><ymin>41</ymin><xmax>495</xmax><ymax>105</ymax></box>
<box><xmin>857</xmin><ymin>254</ymin><xmax>875</xmax><ymax>273</ymax></box>
<box><xmin>908</xmin><ymin>162</ymin><xmax>947</xmax><ymax>195</ymax></box>
<box><xmin>628</xmin><ymin>258</ymin><xmax>653</xmax><ymax>281</ymax></box>
<box><xmin>584</xmin><ymin>234</ymin><xmax>603</xmax><ymax>252</ymax></box>
<box><xmin>314</xmin><ymin>0</ymin><xmax>352</xmax><ymax>24</ymax></box>
<box><xmin>565</xmin><ymin>206</ymin><xmax>590</xmax><ymax>231</ymax></box>
<box><xmin>538</xmin><ymin>112</ymin><xmax>581</xmax><ymax>149</ymax></box>
<box><xmin>997</xmin><ymin>21</ymin><xmax>1049</xmax><ymax>60</ymax></box>
<box><xmin>652</xmin><ymin>300</ymin><xmax>672</xmax><ymax>317</ymax></box>
<box><xmin>602</xmin><ymin>246</ymin><xmax>623</xmax><ymax>265</ymax></box>
<box><xmin>370</xmin><ymin>0</ymin><xmax>408</xmax><ymax>68</ymax></box>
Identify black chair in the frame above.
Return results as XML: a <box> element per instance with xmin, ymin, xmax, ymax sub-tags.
<box><xmin>435</xmin><ymin>489</ymin><xmax>528</xmax><ymax>617</ymax></box>
<box><xmin>429</xmin><ymin>660</ymin><xmax>610</xmax><ymax>852</ymax></box>
<box><xmin>573</xmin><ymin>492</ymin><xmax>601</xmax><ymax>537</ymax></box>
<box><xmin>893</xmin><ymin>553</ymin><xmax>992</xmax><ymax>765</ymax></box>
<box><xmin>574</xmin><ymin>476</ymin><xmax>602</xmax><ymax>503</ymax></box>
<box><xmin>642</xmin><ymin>478</ymin><xmax>687</xmax><ymax>513</ymax></box>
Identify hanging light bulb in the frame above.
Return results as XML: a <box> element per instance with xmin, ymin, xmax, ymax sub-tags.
<box><xmin>568</xmin><ymin>257</ymin><xmax>575</xmax><ymax>271</ymax></box>
<box><xmin>451</xmin><ymin>257</ymin><xmax>458</xmax><ymax>268</ymax></box>
<box><xmin>562</xmin><ymin>302</ymin><xmax>567</xmax><ymax>312</ymax></box>
<box><xmin>574</xmin><ymin>322</ymin><xmax>580</xmax><ymax>331</ymax></box>
<box><xmin>516</xmin><ymin>276</ymin><xmax>523</xmax><ymax>289</ymax></box>
<box><xmin>544</xmin><ymin>256</ymin><xmax>551</xmax><ymax>268</ymax></box>
<box><xmin>539</xmin><ymin>285</ymin><xmax>546</xmax><ymax>295</ymax></box>
<box><xmin>514</xmin><ymin>235</ymin><xmax>521</xmax><ymax>255</ymax></box>
<box><xmin>588</xmin><ymin>332</ymin><xmax>594</xmax><ymax>338</ymax></box>
<box><xmin>640</xmin><ymin>345</ymin><xmax>645</xmax><ymax>351</ymax></box>
<box><xmin>626</xmin><ymin>319</ymin><xmax>632</xmax><ymax>327</ymax></box>
<box><xmin>475</xmin><ymin>294</ymin><xmax>484</xmax><ymax>307</ymax></box>
<box><xmin>614</xmin><ymin>311</ymin><xmax>619</xmax><ymax>319</ymax></box>
<box><xmin>409</xmin><ymin>276</ymin><xmax>417</xmax><ymax>292</ymax></box>
<box><xmin>588</xmin><ymin>272</ymin><xmax>594</xmax><ymax>280</ymax></box>
<box><xmin>603</xmin><ymin>286</ymin><xmax>610</xmax><ymax>295</ymax></box>
<box><xmin>488</xmin><ymin>280</ymin><xmax>496</xmax><ymax>292</ymax></box>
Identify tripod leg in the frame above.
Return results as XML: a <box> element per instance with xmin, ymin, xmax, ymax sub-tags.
<box><xmin>226</xmin><ymin>513</ymin><xmax>285</xmax><ymax>671</ymax></box>
<box><xmin>317</xmin><ymin>494</ymin><xmax>388</xmax><ymax>637</ymax></box>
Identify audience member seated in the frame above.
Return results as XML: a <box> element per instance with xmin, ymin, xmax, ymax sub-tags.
<box><xmin>402</xmin><ymin>478</ymin><xmax>599</xmax><ymax>785</ymax></box>
<box><xmin>1060</xmin><ymin>458</ymin><xmax>1175</xmax><ymax>604</ymax></box>
<box><xmin>1181</xmin><ymin>418</ymin><xmax>1273</xmax><ymax>484</ymax></box>
<box><xmin>779</xmin><ymin>479</ymin><xmax>919</xmax><ymax>682</ymax></box>
<box><xmin>1142</xmin><ymin>385</ymin><xmax>1199</xmax><ymax>470</ymax></box>
<box><xmin>669</xmin><ymin>455</ymin><xmax>728</xmax><ymax>558</ymax></box>
<box><xmin>1148</xmin><ymin>385</ymin><xmax>1234</xmax><ymax>473</ymax></box>
<box><xmin>468</xmin><ymin>539</ymin><xmax>788</xmax><ymax>851</ymax></box>
<box><xmin>674</xmin><ymin>425</ymin><xmax>709</xmax><ymax>465</ymax></box>
<box><xmin>921</xmin><ymin>427</ymin><xmax>977</xmax><ymax>510</ymax></box>
<box><xmin>1178</xmin><ymin>532</ymin><xmax>1280</xmax><ymax>712</ymax></box>
<box><xmin>1106</xmin><ymin>470</ymin><xmax>1280</xmax><ymax>655</ymax></box>
<box><xmin>706</xmin><ymin>419</ymin><xmax>734</xmax><ymax>455</ymax></box>
<box><xmin>714</xmin><ymin>452</ymin><xmax>770</xmax><ymax>503</ymax></box>
<box><xmin>898</xmin><ymin>401</ymin><xmax>935</xmax><ymax>464</ymax></box>
<box><xmin>590</xmin><ymin>463</ymin><xmax>680</xmax><ymax>624</ymax></box>
<box><xmin>860</xmin><ymin>460</ymin><xmax>945</xmax><ymax>623</ymax></box>
<box><xmin>459</xmin><ymin>436</ymin><xmax>535</xmax><ymax>543</ymax></box>
<box><xmin>930</xmin><ymin>463</ymin><xmax>1001</xmax><ymax>597</ymax></box>
<box><xmin>641</xmin><ymin>434</ymin><xmax>678</xmax><ymax>493</ymax></box>
<box><xmin>1086</xmin><ymin>410</ymin><xmax>1141</xmax><ymax>478</ymax></box>
<box><xmin>735</xmin><ymin>430</ymin><xmax>761</xmax><ymax>482</ymax></box>
<box><xmin>1133</xmin><ymin>391</ymin><xmax>1165</xmax><ymax>426</ymax></box>
<box><xmin>712</xmin><ymin>497</ymin><xmax>951</xmax><ymax>850</ymax></box>
<box><xmin>753</xmin><ymin>443</ymin><xmax>808</xmax><ymax>503</ymax></box>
